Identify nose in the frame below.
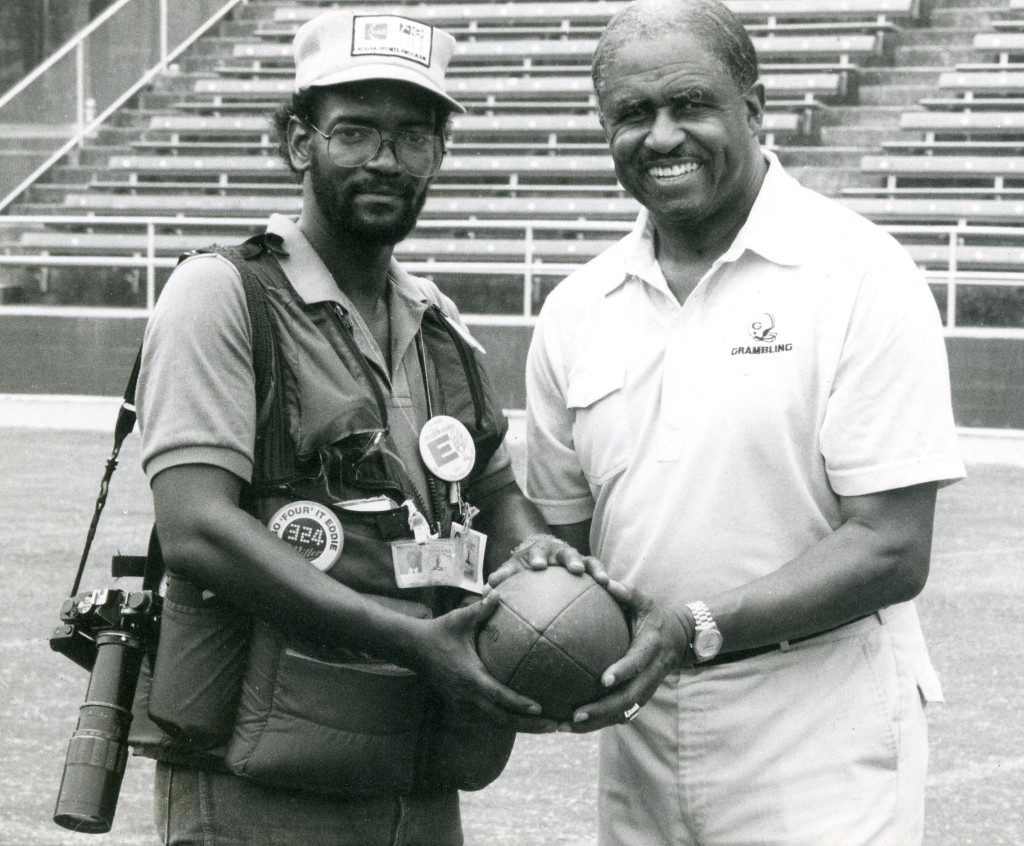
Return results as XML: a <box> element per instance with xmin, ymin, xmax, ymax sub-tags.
<box><xmin>645</xmin><ymin>108</ymin><xmax>686</xmax><ymax>154</ymax></box>
<box><xmin>365</xmin><ymin>134</ymin><xmax>402</xmax><ymax>172</ymax></box>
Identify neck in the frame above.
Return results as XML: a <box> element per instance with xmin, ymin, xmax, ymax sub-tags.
<box><xmin>653</xmin><ymin>156</ymin><xmax>768</xmax><ymax>303</ymax></box>
<box><xmin>298</xmin><ymin>206</ymin><xmax>393</xmax><ymax>305</ymax></box>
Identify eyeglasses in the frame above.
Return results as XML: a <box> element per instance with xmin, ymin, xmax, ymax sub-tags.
<box><xmin>306</xmin><ymin>120</ymin><xmax>445</xmax><ymax>178</ymax></box>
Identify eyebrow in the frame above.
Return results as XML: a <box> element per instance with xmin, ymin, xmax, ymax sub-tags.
<box><xmin>605</xmin><ymin>95</ymin><xmax>649</xmax><ymax>116</ymax></box>
<box><xmin>605</xmin><ymin>86</ymin><xmax>715</xmax><ymax>118</ymax></box>
<box><xmin>670</xmin><ymin>85</ymin><xmax>715</xmax><ymax>104</ymax></box>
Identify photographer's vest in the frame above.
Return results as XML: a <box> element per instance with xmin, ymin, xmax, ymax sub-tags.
<box><xmin>131</xmin><ymin>233</ymin><xmax>514</xmax><ymax>795</ymax></box>
<box><xmin>236</xmin><ymin>231</ymin><xmax>507</xmax><ymax>599</ymax></box>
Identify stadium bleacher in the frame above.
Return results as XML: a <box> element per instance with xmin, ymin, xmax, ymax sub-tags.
<box><xmin>262</xmin><ymin>0</ymin><xmax>918</xmax><ymax>33</ymax></box>
<box><xmin>2</xmin><ymin>0</ymin><xmax>1023</xmax><ymax>426</ymax></box>
<box><xmin>838</xmin><ymin>0</ymin><xmax>1024</xmax><ymax>283</ymax></box>
<box><xmin>10</xmin><ymin>0</ymin><xmax>887</xmax><ymax>276</ymax></box>
<box><xmin>2</xmin><ymin>0</ymin><xmax>1022</xmax><ymax>331</ymax></box>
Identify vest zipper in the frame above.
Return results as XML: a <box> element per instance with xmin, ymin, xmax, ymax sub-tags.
<box><xmin>331</xmin><ymin>303</ymin><xmax>391</xmax><ymax>432</ymax></box>
<box><xmin>331</xmin><ymin>303</ymin><xmax>435</xmax><ymax>526</ymax></box>
<box><xmin>390</xmin><ymin>795</ymin><xmax>408</xmax><ymax>846</ymax></box>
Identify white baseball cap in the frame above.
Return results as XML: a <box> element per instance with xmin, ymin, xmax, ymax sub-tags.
<box><xmin>293</xmin><ymin>11</ymin><xmax>465</xmax><ymax>113</ymax></box>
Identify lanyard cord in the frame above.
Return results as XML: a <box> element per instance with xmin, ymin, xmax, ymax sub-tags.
<box><xmin>414</xmin><ymin>331</ymin><xmax>434</xmax><ymax>419</ymax></box>
<box><xmin>412</xmin><ymin>330</ymin><xmax>450</xmax><ymax>531</ymax></box>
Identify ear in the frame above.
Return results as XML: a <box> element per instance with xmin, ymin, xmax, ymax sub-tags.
<box><xmin>287</xmin><ymin>116</ymin><xmax>313</xmax><ymax>173</ymax></box>
<box><xmin>744</xmin><ymin>82</ymin><xmax>765</xmax><ymax>134</ymax></box>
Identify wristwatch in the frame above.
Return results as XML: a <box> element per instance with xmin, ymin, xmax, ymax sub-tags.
<box><xmin>686</xmin><ymin>601</ymin><xmax>723</xmax><ymax>663</ymax></box>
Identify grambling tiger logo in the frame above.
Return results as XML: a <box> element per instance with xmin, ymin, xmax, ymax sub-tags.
<box><xmin>732</xmin><ymin>313</ymin><xmax>792</xmax><ymax>356</ymax></box>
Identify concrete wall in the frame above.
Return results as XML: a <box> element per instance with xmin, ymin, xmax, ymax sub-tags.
<box><xmin>2</xmin><ymin>315</ymin><xmax>1021</xmax><ymax>429</ymax></box>
<box><xmin>0</xmin><ymin>313</ymin><xmax>145</xmax><ymax>395</ymax></box>
<box><xmin>947</xmin><ymin>336</ymin><xmax>1024</xmax><ymax>430</ymax></box>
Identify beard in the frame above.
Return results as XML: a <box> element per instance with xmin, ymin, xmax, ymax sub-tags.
<box><xmin>308</xmin><ymin>153</ymin><xmax>430</xmax><ymax>247</ymax></box>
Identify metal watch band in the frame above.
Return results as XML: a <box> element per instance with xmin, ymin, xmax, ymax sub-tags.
<box><xmin>688</xmin><ymin>600</ymin><xmax>715</xmax><ymax>629</ymax></box>
<box><xmin>686</xmin><ymin>600</ymin><xmax>723</xmax><ymax>662</ymax></box>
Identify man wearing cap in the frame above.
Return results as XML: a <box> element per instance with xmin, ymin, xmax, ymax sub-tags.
<box><xmin>130</xmin><ymin>10</ymin><xmax>574</xmax><ymax>844</ymax></box>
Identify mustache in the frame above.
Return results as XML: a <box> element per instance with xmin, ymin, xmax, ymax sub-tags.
<box><xmin>345</xmin><ymin>177</ymin><xmax>418</xmax><ymax>197</ymax></box>
<box><xmin>641</xmin><ymin>148</ymin><xmax>703</xmax><ymax>166</ymax></box>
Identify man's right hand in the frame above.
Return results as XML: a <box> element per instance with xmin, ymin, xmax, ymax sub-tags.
<box><xmin>484</xmin><ymin>531</ymin><xmax>596</xmax><ymax>591</ymax></box>
<box><xmin>409</xmin><ymin>593</ymin><xmax>562</xmax><ymax>733</ymax></box>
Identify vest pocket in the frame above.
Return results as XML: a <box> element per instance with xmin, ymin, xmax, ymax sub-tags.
<box><xmin>566</xmin><ymin>367</ymin><xmax>631</xmax><ymax>485</ymax></box>
<box><xmin>224</xmin><ymin>621</ymin><xmax>428</xmax><ymax>797</ymax></box>
<box><xmin>147</xmin><ymin>575</ymin><xmax>250</xmax><ymax>750</ymax></box>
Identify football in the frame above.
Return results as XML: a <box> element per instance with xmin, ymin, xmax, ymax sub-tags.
<box><xmin>477</xmin><ymin>566</ymin><xmax>631</xmax><ymax>721</ymax></box>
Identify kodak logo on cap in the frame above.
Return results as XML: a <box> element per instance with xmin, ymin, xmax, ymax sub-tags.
<box><xmin>353</xmin><ymin>15</ymin><xmax>433</xmax><ymax>66</ymax></box>
<box><xmin>293</xmin><ymin>10</ymin><xmax>465</xmax><ymax>112</ymax></box>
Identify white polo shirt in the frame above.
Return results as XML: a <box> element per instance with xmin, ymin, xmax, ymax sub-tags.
<box><xmin>526</xmin><ymin>153</ymin><xmax>965</xmax><ymax>603</ymax></box>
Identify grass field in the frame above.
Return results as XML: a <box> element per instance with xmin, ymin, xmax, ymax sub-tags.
<box><xmin>1</xmin><ymin>427</ymin><xmax>1022</xmax><ymax>845</ymax></box>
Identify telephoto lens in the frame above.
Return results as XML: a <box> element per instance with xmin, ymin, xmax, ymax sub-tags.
<box><xmin>53</xmin><ymin>628</ymin><xmax>146</xmax><ymax>833</ymax></box>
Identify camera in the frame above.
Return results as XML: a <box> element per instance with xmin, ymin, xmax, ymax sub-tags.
<box><xmin>49</xmin><ymin>588</ymin><xmax>161</xmax><ymax>834</ymax></box>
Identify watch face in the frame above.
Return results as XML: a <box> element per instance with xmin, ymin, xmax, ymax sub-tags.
<box><xmin>694</xmin><ymin>628</ymin><xmax>724</xmax><ymax>660</ymax></box>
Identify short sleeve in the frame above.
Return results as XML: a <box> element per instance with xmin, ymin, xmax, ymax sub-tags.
<box><xmin>136</xmin><ymin>253</ymin><xmax>257</xmax><ymax>482</ymax></box>
<box><xmin>525</xmin><ymin>308</ymin><xmax>595</xmax><ymax>525</ymax></box>
<box><xmin>820</xmin><ymin>260</ymin><xmax>965</xmax><ymax>496</ymax></box>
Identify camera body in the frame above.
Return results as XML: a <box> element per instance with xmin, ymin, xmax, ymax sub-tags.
<box><xmin>50</xmin><ymin>588</ymin><xmax>161</xmax><ymax>834</ymax></box>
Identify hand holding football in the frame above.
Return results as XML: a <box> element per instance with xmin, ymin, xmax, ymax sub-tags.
<box><xmin>477</xmin><ymin>566</ymin><xmax>630</xmax><ymax>722</ymax></box>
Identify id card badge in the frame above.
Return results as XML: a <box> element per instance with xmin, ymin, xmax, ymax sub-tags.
<box><xmin>391</xmin><ymin>537</ymin><xmax>465</xmax><ymax>589</ymax></box>
<box><xmin>452</xmin><ymin>522</ymin><xmax>488</xmax><ymax>594</ymax></box>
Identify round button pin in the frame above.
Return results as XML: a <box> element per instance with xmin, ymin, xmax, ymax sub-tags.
<box><xmin>268</xmin><ymin>501</ymin><xmax>344</xmax><ymax>572</ymax></box>
<box><xmin>418</xmin><ymin>415</ymin><xmax>476</xmax><ymax>482</ymax></box>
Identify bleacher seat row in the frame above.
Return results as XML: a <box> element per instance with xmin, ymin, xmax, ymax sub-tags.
<box><xmin>4</xmin><ymin>0</ymin><xmax>1024</xmax><ymax>302</ymax></box>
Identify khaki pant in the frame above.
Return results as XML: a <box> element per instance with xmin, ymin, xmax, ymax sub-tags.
<box><xmin>154</xmin><ymin>763</ymin><xmax>463</xmax><ymax>846</ymax></box>
<box><xmin>599</xmin><ymin>609</ymin><xmax>937</xmax><ymax>846</ymax></box>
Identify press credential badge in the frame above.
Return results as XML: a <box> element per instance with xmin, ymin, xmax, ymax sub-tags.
<box><xmin>391</xmin><ymin>416</ymin><xmax>487</xmax><ymax>593</ymax></box>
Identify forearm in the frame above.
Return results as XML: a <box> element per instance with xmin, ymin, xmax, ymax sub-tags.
<box><xmin>469</xmin><ymin>480</ymin><xmax>553</xmax><ymax>574</ymax></box>
<box><xmin>699</xmin><ymin>483</ymin><xmax>937</xmax><ymax>653</ymax></box>
<box><xmin>153</xmin><ymin>469</ymin><xmax>428</xmax><ymax>667</ymax></box>
<box><xmin>706</xmin><ymin>527</ymin><xmax>921</xmax><ymax>651</ymax></box>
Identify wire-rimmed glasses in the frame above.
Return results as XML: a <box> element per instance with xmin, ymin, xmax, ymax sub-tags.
<box><xmin>306</xmin><ymin>120</ymin><xmax>445</xmax><ymax>178</ymax></box>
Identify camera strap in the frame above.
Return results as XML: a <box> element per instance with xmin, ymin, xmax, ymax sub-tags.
<box><xmin>68</xmin><ymin>240</ymin><xmax>277</xmax><ymax>598</ymax></box>
<box><xmin>68</xmin><ymin>354</ymin><xmax>143</xmax><ymax>597</ymax></box>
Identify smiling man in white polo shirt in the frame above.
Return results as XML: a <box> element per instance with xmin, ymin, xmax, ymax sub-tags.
<box><xmin>519</xmin><ymin>0</ymin><xmax>966</xmax><ymax>843</ymax></box>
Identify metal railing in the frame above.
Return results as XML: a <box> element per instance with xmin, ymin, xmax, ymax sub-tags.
<box><xmin>0</xmin><ymin>0</ymin><xmax>245</xmax><ymax>212</ymax></box>
<box><xmin>0</xmin><ymin>216</ymin><xmax>1022</xmax><ymax>334</ymax></box>
<box><xmin>885</xmin><ymin>224</ymin><xmax>1024</xmax><ymax>337</ymax></box>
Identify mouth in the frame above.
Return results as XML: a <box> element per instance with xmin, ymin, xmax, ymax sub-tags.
<box><xmin>353</xmin><ymin>189</ymin><xmax>410</xmax><ymax>208</ymax></box>
<box><xmin>354</xmin><ymin>180</ymin><xmax>411</xmax><ymax>197</ymax></box>
<box><xmin>647</xmin><ymin>161</ymin><xmax>703</xmax><ymax>180</ymax></box>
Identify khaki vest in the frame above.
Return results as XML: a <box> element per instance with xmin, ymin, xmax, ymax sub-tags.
<box><xmin>132</xmin><ymin>234</ymin><xmax>515</xmax><ymax>795</ymax></box>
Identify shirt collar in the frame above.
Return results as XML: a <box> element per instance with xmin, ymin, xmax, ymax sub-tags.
<box><xmin>606</xmin><ymin>150</ymin><xmax>805</xmax><ymax>297</ymax></box>
<box><xmin>266</xmin><ymin>213</ymin><xmax>429</xmax><ymax>314</ymax></box>
<box><xmin>721</xmin><ymin>150</ymin><xmax>806</xmax><ymax>268</ymax></box>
